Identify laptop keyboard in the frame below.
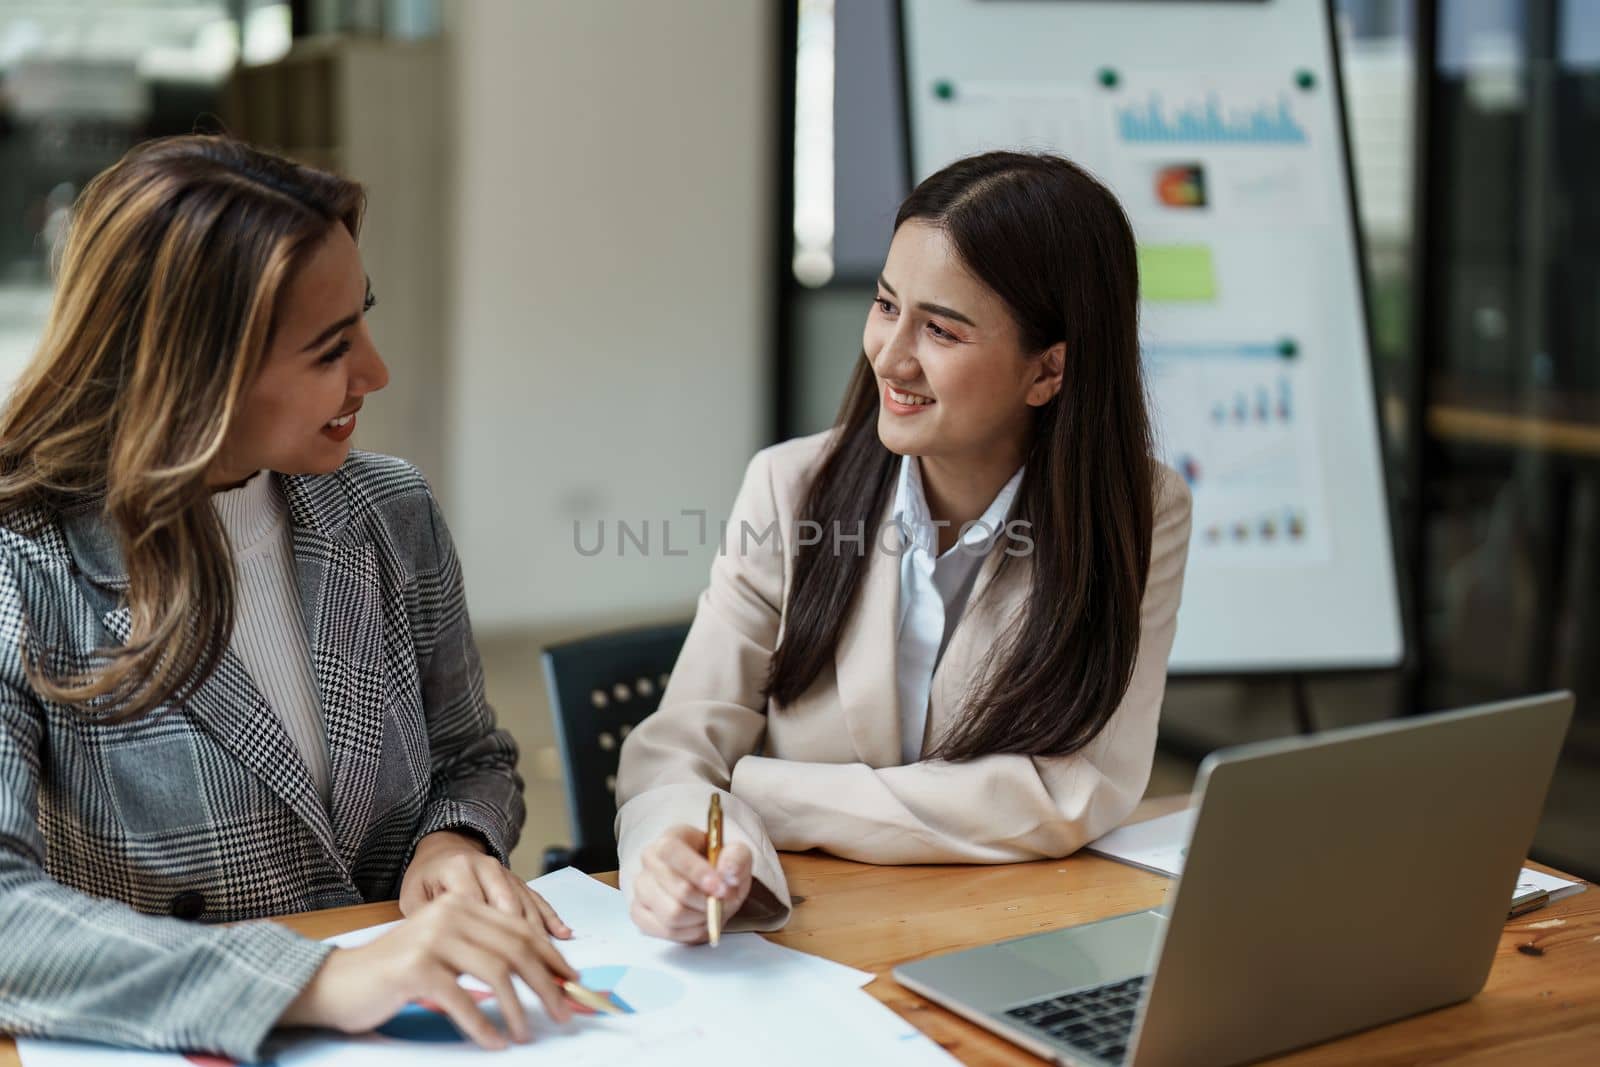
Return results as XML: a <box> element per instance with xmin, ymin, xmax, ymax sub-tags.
<box><xmin>1002</xmin><ymin>974</ymin><xmax>1146</xmax><ymax>1064</ymax></box>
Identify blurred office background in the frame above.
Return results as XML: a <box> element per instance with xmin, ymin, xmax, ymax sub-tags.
<box><xmin>0</xmin><ymin>0</ymin><xmax>1593</xmax><ymax>880</ymax></box>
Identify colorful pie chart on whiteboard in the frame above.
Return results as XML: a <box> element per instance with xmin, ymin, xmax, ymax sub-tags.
<box><xmin>577</xmin><ymin>965</ymin><xmax>685</xmax><ymax>1015</ymax></box>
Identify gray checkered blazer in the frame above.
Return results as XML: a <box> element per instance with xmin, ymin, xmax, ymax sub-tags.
<box><xmin>0</xmin><ymin>451</ymin><xmax>524</xmax><ymax>1060</ymax></box>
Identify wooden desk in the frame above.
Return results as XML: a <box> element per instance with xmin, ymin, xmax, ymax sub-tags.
<box><xmin>4</xmin><ymin>798</ymin><xmax>1597</xmax><ymax>1065</ymax></box>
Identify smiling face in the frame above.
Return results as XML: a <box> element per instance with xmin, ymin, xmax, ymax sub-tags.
<box><xmin>209</xmin><ymin>223</ymin><xmax>389</xmax><ymax>488</ymax></box>
<box><xmin>863</xmin><ymin>220</ymin><xmax>1063</xmax><ymax>474</ymax></box>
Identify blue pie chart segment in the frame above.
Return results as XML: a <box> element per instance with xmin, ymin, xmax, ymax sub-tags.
<box><xmin>375</xmin><ymin>1003</ymin><xmax>466</xmax><ymax>1043</ymax></box>
<box><xmin>579</xmin><ymin>965</ymin><xmax>685</xmax><ymax>1015</ymax></box>
<box><xmin>375</xmin><ymin>990</ymin><xmax>495</xmax><ymax>1042</ymax></box>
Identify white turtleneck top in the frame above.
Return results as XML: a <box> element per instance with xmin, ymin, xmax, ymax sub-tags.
<box><xmin>211</xmin><ymin>472</ymin><xmax>331</xmax><ymax>806</ymax></box>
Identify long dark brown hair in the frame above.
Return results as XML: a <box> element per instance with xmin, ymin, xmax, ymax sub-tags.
<box><xmin>0</xmin><ymin>135</ymin><xmax>364</xmax><ymax>721</ymax></box>
<box><xmin>765</xmin><ymin>151</ymin><xmax>1155</xmax><ymax>761</ymax></box>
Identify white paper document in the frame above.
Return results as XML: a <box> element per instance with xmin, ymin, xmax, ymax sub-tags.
<box><xmin>1087</xmin><ymin>807</ymin><xmax>1590</xmax><ymax>912</ymax></box>
<box><xmin>1512</xmin><ymin>867</ymin><xmax>1587</xmax><ymax>906</ymax></box>
<box><xmin>323</xmin><ymin>868</ymin><xmax>875</xmax><ymax>990</ymax></box>
<box><xmin>19</xmin><ymin>867</ymin><xmax>952</xmax><ymax>1067</ymax></box>
<box><xmin>1085</xmin><ymin>808</ymin><xmax>1196</xmax><ymax>877</ymax></box>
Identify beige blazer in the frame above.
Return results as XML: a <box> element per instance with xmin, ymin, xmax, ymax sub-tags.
<box><xmin>615</xmin><ymin>431</ymin><xmax>1192</xmax><ymax>929</ymax></box>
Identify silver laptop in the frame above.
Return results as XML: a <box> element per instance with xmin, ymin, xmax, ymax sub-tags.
<box><xmin>894</xmin><ymin>693</ymin><xmax>1574</xmax><ymax>1066</ymax></box>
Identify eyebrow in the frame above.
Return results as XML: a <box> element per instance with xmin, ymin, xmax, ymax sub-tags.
<box><xmin>300</xmin><ymin>313</ymin><xmax>359</xmax><ymax>353</ymax></box>
<box><xmin>877</xmin><ymin>275</ymin><xmax>978</xmax><ymax>328</ymax></box>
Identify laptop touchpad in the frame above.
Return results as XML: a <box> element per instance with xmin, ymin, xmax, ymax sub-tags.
<box><xmin>903</xmin><ymin>910</ymin><xmax>1163</xmax><ymax>1012</ymax></box>
<box><xmin>1003</xmin><ymin>910</ymin><xmax>1164</xmax><ymax>997</ymax></box>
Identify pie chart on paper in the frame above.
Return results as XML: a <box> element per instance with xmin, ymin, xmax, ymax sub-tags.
<box><xmin>375</xmin><ymin>988</ymin><xmax>496</xmax><ymax>1042</ymax></box>
<box><xmin>577</xmin><ymin>965</ymin><xmax>686</xmax><ymax>1015</ymax></box>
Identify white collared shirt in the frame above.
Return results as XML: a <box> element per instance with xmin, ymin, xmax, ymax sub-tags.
<box><xmin>892</xmin><ymin>456</ymin><xmax>1024</xmax><ymax>765</ymax></box>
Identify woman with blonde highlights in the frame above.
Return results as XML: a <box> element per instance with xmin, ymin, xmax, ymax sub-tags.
<box><xmin>0</xmin><ymin>136</ymin><xmax>574</xmax><ymax>1058</ymax></box>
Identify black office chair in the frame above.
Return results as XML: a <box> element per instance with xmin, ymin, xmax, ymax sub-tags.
<box><xmin>540</xmin><ymin>621</ymin><xmax>691</xmax><ymax>874</ymax></box>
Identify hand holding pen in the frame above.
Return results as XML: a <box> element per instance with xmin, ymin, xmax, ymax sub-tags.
<box><xmin>629</xmin><ymin>804</ymin><xmax>755</xmax><ymax>944</ymax></box>
<box><xmin>280</xmin><ymin>892</ymin><xmax>612</xmax><ymax>1048</ymax></box>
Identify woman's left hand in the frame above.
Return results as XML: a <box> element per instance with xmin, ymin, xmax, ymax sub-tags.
<box><xmin>399</xmin><ymin>831</ymin><xmax>572</xmax><ymax>941</ymax></box>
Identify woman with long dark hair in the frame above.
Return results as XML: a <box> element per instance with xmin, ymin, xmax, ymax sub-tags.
<box><xmin>617</xmin><ymin>151</ymin><xmax>1192</xmax><ymax>941</ymax></box>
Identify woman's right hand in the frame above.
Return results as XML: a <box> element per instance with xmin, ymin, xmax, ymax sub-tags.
<box><xmin>629</xmin><ymin>824</ymin><xmax>753</xmax><ymax>943</ymax></box>
<box><xmin>278</xmin><ymin>892</ymin><xmax>578</xmax><ymax>1049</ymax></box>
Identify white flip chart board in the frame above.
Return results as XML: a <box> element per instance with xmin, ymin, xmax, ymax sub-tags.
<box><xmin>902</xmin><ymin>0</ymin><xmax>1404</xmax><ymax>672</ymax></box>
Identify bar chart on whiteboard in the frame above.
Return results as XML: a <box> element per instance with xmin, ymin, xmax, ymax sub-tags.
<box><xmin>1145</xmin><ymin>339</ymin><xmax>1328</xmax><ymax>563</ymax></box>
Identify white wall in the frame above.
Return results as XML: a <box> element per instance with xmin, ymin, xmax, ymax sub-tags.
<box><xmin>442</xmin><ymin>1</ymin><xmax>774</xmax><ymax>631</ymax></box>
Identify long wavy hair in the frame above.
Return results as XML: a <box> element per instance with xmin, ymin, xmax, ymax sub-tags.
<box><xmin>765</xmin><ymin>151</ymin><xmax>1155</xmax><ymax>761</ymax></box>
<box><xmin>0</xmin><ymin>135</ymin><xmax>365</xmax><ymax>721</ymax></box>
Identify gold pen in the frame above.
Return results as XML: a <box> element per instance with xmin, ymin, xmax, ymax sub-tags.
<box><xmin>562</xmin><ymin>979</ymin><xmax>623</xmax><ymax>1016</ymax></box>
<box><xmin>706</xmin><ymin>793</ymin><xmax>723</xmax><ymax>946</ymax></box>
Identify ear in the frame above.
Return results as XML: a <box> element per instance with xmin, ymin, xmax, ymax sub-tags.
<box><xmin>1026</xmin><ymin>341</ymin><xmax>1066</xmax><ymax>407</ymax></box>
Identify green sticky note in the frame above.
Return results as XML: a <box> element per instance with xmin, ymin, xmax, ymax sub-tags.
<box><xmin>1138</xmin><ymin>245</ymin><xmax>1217</xmax><ymax>303</ymax></box>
